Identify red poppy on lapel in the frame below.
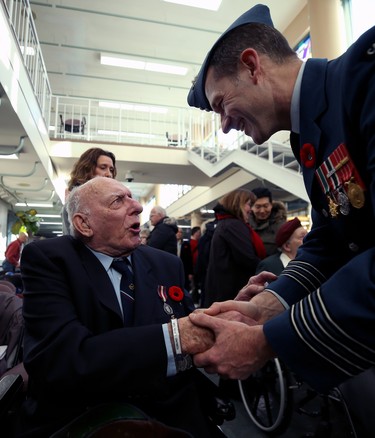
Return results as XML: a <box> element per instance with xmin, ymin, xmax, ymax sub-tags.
<box><xmin>300</xmin><ymin>143</ymin><xmax>316</xmax><ymax>168</ymax></box>
<box><xmin>168</xmin><ymin>286</ymin><xmax>184</xmax><ymax>302</ymax></box>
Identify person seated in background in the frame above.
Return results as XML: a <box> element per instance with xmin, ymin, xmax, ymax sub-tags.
<box><xmin>249</xmin><ymin>187</ymin><xmax>287</xmax><ymax>256</ymax></box>
<box><xmin>255</xmin><ymin>217</ymin><xmax>307</xmax><ymax>275</ymax></box>
<box><xmin>147</xmin><ymin>206</ymin><xmax>178</xmax><ymax>255</ymax></box>
<box><xmin>62</xmin><ymin>147</ymin><xmax>117</xmax><ymax>234</ymax></box>
<box><xmin>2</xmin><ymin>232</ymin><xmax>28</xmax><ymax>274</ymax></box>
<box><xmin>18</xmin><ymin>177</ymin><xmax>228</xmax><ymax>438</ymax></box>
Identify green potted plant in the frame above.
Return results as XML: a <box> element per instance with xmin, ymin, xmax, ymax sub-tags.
<box><xmin>11</xmin><ymin>209</ymin><xmax>41</xmax><ymax>236</ymax></box>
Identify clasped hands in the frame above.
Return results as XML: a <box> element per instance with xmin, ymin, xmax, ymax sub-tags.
<box><xmin>179</xmin><ymin>271</ymin><xmax>283</xmax><ymax>380</ymax></box>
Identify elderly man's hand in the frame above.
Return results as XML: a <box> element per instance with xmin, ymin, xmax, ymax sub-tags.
<box><xmin>177</xmin><ymin>315</ymin><xmax>214</xmax><ymax>355</ymax></box>
<box><xmin>235</xmin><ymin>271</ymin><xmax>278</xmax><ymax>301</ymax></box>
<box><xmin>189</xmin><ymin>312</ymin><xmax>275</xmax><ymax>379</ymax></box>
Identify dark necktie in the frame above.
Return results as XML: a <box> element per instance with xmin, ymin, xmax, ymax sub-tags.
<box><xmin>111</xmin><ymin>258</ymin><xmax>135</xmax><ymax>326</ymax></box>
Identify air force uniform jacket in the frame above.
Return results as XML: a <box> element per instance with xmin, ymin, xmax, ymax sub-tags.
<box><xmin>264</xmin><ymin>26</ymin><xmax>375</xmax><ymax>393</ymax></box>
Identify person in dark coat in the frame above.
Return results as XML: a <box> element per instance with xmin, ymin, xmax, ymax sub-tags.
<box><xmin>17</xmin><ymin>177</ymin><xmax>227</xmax><ymax>438</ymax></box>
<box><xmin>148</xmin><ymin>206</ymin><xmax>178</xmax><ymax>255</ymax></box>
<box><xmin>204</xmin><ymin>189</ymin><xmax>266</xmax><ymax>308</ymax></box>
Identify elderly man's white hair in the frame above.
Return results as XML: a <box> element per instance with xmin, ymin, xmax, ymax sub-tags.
<box><xmin>153</xmin><ymin>205</ymin><xmax>167</xmax><ymax>217</ymax></box>
<box><xmin>66</xmin><ymin>178</ymin><xmax>98</xmax><ymax>237</ymax></box>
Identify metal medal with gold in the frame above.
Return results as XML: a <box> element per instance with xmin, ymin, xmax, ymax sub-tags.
<box><xmin>328</xmin><ymin>195</ymin><xmax>339</xmax><ymax>218</ymax></box>
<box><xmin>345</xmin><ymin>178</ymin><xmax>365</xmax><ymax>209</ymax></box>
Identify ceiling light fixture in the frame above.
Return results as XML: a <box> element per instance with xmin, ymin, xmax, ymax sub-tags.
<box><xmin>163</xmin><ymin>0</ymin><xmax>222</xmax><ymax>11</ymax></box>
<box><xmin>15</xmin><ymin>202</ymin><xmax>54</xmax><ymax>208</ymax></box>
<box><xmin>39</xmin><ymin>221</ymin><xmax>62</xmax><ymax>225</ymax></box>
<box><xmin>0</xmin><ymin>154</ymin><xmax>18</xmax><ymax>160</ymax></box>
<box><xmin>100</xmin><ymin>53</ymin><xmax>188</xmax><ymax>76</ymax></box>
<box><xmin>99</xmin><ymin>101</ymin><xmax>168</xmax><ymax>114</ymax></box>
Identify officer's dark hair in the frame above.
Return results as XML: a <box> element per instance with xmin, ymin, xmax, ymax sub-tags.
<box><xmin>210</xmin><ymin>23</ymin><xmax>297</xmax><ymax>79</ymax></box>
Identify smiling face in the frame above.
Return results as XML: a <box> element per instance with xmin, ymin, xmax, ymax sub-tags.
<box><xmin>251</xmin><ymin>196</ymin><xmax>273</xmax><ymax>222</ymax></box>
<box><xmin>72</xmin><ymin>178</ymin><xmax>143</xmax><ymax>257</ymax></box>
<box><xmin>205</xmin><ymin>50</ymin><xmax>284</xmax><ymax>145</ymax></box>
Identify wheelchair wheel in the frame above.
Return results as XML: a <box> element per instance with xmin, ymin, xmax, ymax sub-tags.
<box><xmin>238</xmin><ymin>358</ymin><xmax>293</xmax><ymax>435</ymax></box>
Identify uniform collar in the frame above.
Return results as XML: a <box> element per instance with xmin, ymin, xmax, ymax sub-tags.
<box><xmin>290</xmin><ymin>62</ymin><xmax>306</xmax><ymax>134</ymax></box>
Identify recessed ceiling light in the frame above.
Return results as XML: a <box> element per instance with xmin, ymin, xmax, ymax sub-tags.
<box><xmin>15</xmin><ymin>202</ymin><xmax>54</xmax><ymax>208</ymax></box>
<box><xmin>163</xmin><ymin>0</ymin><xmax>222</xmax><ymax>11</ymax></box>
<box><xmin>0</xmin><ymin>154</ymin><xmax>18</xmax><ymax>160</ymax></box>
<box><xmin>100</xmin><ymin>53</ymin><xmax>187</xmax><ymax>76</ymax></box>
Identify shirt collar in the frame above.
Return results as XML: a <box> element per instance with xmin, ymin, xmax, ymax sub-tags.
<box><xmin>87</xmin><ymin>247</ymin><xmax>132</xmax><ymax>271</ymax></box>
<box><xmin>290</xmin><ymin>62</ymin><xmax>306</xmax><ymax>135</ymax></box>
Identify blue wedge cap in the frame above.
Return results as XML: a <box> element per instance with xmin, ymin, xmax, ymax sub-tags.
<box><xmin>187</xmin><ymin>4</ymin><xmax>274</xmax><ymax>111</ymax></box>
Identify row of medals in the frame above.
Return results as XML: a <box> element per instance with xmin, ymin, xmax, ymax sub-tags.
<box><xmin>328</xmin><ymin>177</ymin><xmax>365</xmax><ymax>218</ymax></box>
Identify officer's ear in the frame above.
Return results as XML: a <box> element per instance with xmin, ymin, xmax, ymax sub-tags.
<box><xmin>72</xmin><ymin>213</ymin><xmax>93</xmax><ymax>237</ymax></box>
<box><xmin>240</xmin><ymin>48</ymin><xmax>260</xmax><ymax>81</ymax></box>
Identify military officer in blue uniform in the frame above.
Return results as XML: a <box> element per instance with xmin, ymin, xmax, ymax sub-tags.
<box><xmin>187</xmin><ymin>4</ymin><xmax>375</xmax><ymax>394</ymax></box>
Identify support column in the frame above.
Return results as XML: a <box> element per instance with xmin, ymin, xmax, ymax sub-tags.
<box><xmin>308</xmin><ymin>0</ymin><xmax>346</xmax><ymax>59</ymax></box>
<box><xmin>190</xmin><ymin>211</ymin><xmax>203</xmax><ymax>228</ymax></box>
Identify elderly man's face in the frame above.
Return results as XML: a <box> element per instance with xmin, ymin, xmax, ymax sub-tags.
<box><xmin>149</xmin><ymin>208</ymin><xmax>163</xmax><ymax>226</ymax></box>
<box><xmin>81</xmin><ymin>178</ymin><xmax>143</xmax><ymax>257</ymax></box>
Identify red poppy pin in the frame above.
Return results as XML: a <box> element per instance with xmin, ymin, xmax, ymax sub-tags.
<box><xmin>168</xmin><ymin>286</ymin><xmax>184</xmax><ymax>302</ymax></box>
<box><xmin>300</xmin><ymin>143</ymin><xmax>316</xmax><ymax>168</ymax></box>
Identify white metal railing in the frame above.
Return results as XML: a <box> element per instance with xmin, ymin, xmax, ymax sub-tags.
<box><xmin>2</xmin><ymin>0</ymin><xmax>298</xmax><ymax>176</ymax></box>
<box><xmin>2</xmin><ymin>0</ymin><xmax>52</xmax><ymax>127</ymax></box>
<box><xmin>50</xmin><ymin>95</ymin><xmax>233</xmax><ymax>150</ymax></box>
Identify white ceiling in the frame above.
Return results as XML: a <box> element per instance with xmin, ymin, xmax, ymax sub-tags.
<box><xmin>0</xmin><ymin>0</ymin><xmax>307</xmax><ymax>236</ymax></box>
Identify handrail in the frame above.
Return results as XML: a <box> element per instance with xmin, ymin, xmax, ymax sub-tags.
<box><xmin>2</xmin><ymin>0</ymin><xmax>52</xmax><ymax>127</ymax></box>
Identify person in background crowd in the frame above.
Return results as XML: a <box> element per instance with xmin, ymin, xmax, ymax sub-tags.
<box><xmin>187</xmin><ymin>3</ymin><xmax>375</xmax><ymax>401</ymax></box>
<box><xmin>204</xmin><ymin>188</ymin><xmax>265</xmax><ymax>399</ymax></box>
<box><xmin>176</xmin><ymin>227</ymin><xmax>184</xmax><ymax>257</ymax></box>
<box><xmin>18</xmin><ymin>177</ymin><xmax>230</xmax><ymax>438</ymax></box>
<box><xmin>2</xmin><ymin>232</ymin><xmax>28</xmax><ymax>273</ymax></box>
<box><xmin>249</xmin><ymin>187</ymin><xmax>287</xmax><ymax>256</ymax></box>
<box><xmin>62</xmin><ymin>147</ymin><xmax>117</xmax><ymax>235</ymax></box>
<box><xmin>255</xmin><ymin>217</ymin><xmax>307</xmax><ymax>275</ymax></box>
<box><xmin>188</xmin><ymin>226</ymin><xmax>201</xmax><ymax>303</ymax></box>
<box><xmin>204</xmin><ymin>189</ymin><xmax>265</xmax><ymax>308</ymax></box>
<box><xmin>177</xmin><ymin>228</ymin><xmax>193</xmax><ymax>290</ymax></box>
<box><xmin>148</xmin><ymin>206</ymin><xmax>178</xmax><ymax>255</ymax></box>
<box><xmin>194</xmin><ymin>219</ymin><xmax>217</xmax><ymax>307</ymax></box>
<box><xmin>139</xmin><ymin>228</ymin><xmax>150</xmax><ymax>245</ymax></box>
<box><xmin>190</xmin><ymin>226</ymin><xmax>201</xmax><ymax>268</ymax></box>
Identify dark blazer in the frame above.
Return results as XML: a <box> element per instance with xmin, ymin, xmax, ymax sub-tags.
<box><xmin>204</xmin><ymin>217</ymin><xmax>261</xmax><ymax>307</ymax></box>
<box><xmin>148</xmin><ymin>219</ymin><xmax>178</xmax><ymax>255</ymax></box>
<box><xmin>264</xmin><ymin>26</ymin><xmax>375</xmax><ymax>393</ymax></box>
<box><xmin>18</xmin><ymin>236</ymin><xmax>221</xmax><ymax>438</ymax></box>
<box><xmin>255</xmin><ymin>253</ymin><xmax>284</xmax><ymax>276</ymax></box>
